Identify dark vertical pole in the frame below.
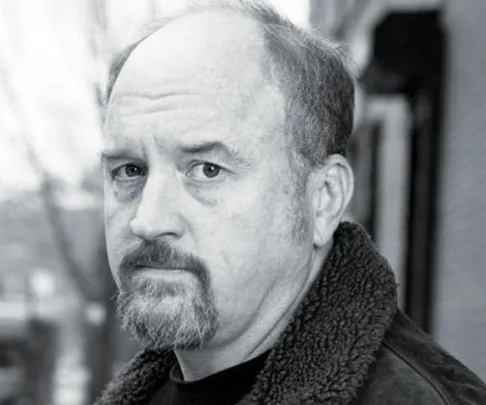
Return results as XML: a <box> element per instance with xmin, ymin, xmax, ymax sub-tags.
<box><xmin>404</xmin><ymin>35</ymin><xmax>445</xmax><ymax>332</ymax></box>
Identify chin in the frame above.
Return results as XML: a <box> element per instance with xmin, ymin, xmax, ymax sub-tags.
<box><xmin>116</xmin><ymin>278</ymin><xmax>219</xmax><ymax>350</ymax></box>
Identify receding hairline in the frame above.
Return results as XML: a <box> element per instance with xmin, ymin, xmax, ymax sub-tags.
<box><xmin>106</xmin><ymin>0</ymin><xmax>356</xmax><ymax>170</ymax></box>
<box><xmin>106</xmin><ymin>1</ymin><xmax>295</xmax><ymax>102</ymax></box>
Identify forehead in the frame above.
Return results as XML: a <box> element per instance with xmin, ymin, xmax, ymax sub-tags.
<box><xmin>109</xmin><ymin>9</ymin><xmax>273</xmax><ymax>113</ymax></box>
<box><xmin>105</xmin><ymin>9</ymin><xmax>286</xmax><ymax>151</ymax></box>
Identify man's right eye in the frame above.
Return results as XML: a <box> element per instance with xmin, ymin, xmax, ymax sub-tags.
<box><xmin>112</xmin><ymin>164</ymin><xmax>147</xmax><ymax>180</ymax></box>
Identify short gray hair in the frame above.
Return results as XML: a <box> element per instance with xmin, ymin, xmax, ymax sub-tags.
<box><xmin>106</xmin><ymin>0</ymin><xmax>355</xmax><ymax>168</ymax></box>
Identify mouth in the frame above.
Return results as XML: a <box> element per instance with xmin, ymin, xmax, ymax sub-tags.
<box><xmin>132</xmin><ymin>266</ymin><xmax>191</xmax><ymax>279</ymax></box>
<box><xmin>134</xmin><ymin>264</ymin><xmax>189</xmax><ymax>271</ymax></box>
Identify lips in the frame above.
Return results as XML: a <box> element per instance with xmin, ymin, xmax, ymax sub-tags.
<box><xmin>134</xmin><ymin>263</ymin><xmax>190</xmax><ymax>271</ymax></box>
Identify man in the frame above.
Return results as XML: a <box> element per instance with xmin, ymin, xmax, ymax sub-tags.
<box><xmin>97</xmin><ymin>1</ymin><xmax>486</xmax><ymax>404</ymax></box>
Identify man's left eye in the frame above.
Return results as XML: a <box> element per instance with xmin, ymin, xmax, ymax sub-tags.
<box><xmin>188</xmin><ymin>162</ymin><xmax>223</xmax><ymax>180</ymax></box>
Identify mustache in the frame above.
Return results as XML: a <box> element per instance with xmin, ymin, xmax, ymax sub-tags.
<box><xmin>119</xmin><ymin>241</ymin><xmax>210</xmax><ymax>290</ymax></box>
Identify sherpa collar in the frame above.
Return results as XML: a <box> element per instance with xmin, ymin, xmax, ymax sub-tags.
<box><xmin>95</xmin><ymin>222</ymin><xmax>398</xmax><ymax>405</ymax></box>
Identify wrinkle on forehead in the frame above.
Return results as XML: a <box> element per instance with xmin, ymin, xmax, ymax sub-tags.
<box><xmin>110</xmin><ymin>9</ymin><xmax>272</xmax><ymax>110</ymax></box>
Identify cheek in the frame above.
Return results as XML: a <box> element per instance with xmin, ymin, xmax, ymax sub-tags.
<box><xmin>224</xmin><ymin>169</ymin><xmax>284</xmax><ymax>217</ymax></box>
<box><xmin>104</xmin><ymin>195</ymin><xmax>135</xmax><ymax>272</ymax></box>
<box><xmin>204</xmin><ymin>179</ymin><xmax>293</xmax><ymax>281</ymax></box>
<box><xmin>104</xmin><ymin>194</ymin><xmax>124</xmax><ymax>243</ymax></box>
<box><xmin>209</xmin><ymin>245</ymin><xmax>271</xmax><ymax>316</ymax></box>
<box><xmin>104</xmin><ymin>186</ymin><xmax>139</xmax><ymax>230</ymax></box>
<box><xmin>217</xmin><ymin>186</ymin><xmax>276</xmax><ymax>246</ymax></box>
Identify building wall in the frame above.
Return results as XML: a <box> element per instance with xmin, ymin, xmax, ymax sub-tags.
<box><xmin>433</xmin><ymin>0</ymin><xmax>486</xmax><ymax>380</ymax></box>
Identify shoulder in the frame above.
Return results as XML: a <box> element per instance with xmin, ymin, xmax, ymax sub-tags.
<box><xmin>357</xmin><ymin>311</ymin><xmax>486</xmax><ymax>405</ymax></box>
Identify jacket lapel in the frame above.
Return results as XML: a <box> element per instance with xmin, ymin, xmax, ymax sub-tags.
<box><xmin>240</xmin><ymin>222</ymin><xmax>398</xmax><ymax>404</ymax></box>
<box><xmin>95</xmin><ymin>349</ymin><xmax>176</xmax><ymax>405</ymax></box>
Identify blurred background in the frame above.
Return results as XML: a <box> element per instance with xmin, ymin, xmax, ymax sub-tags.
<box><xmin>0</xmin><ymin>0</ymin><xmax>485</xmax><ymax>404</ymax></box>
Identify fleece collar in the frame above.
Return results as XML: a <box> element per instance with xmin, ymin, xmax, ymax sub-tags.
<box><xmin>95</xmin><ymin>222</ymin><xmax>398</xmax><ymax>405</ymax></box>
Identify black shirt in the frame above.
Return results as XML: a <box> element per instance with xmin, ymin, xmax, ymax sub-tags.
<box><xmin>150</xmin><ymin>351</ymin><xmax>269</xmax><ymax>405</ymax></box>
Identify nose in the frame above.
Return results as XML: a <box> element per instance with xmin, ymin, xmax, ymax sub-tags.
<box><xmin>129</xmin><ymin>175</ymin><xmax>185</xmax><ymax>241</ymax></box>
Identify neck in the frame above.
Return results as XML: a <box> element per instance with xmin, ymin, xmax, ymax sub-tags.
<box><xmin>173</xmin><ymin>242</ymin><xmax>332</xmax><ymax>381</ymax></box>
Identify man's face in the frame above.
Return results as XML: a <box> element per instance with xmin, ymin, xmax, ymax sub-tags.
<box><xmin>103</xmin><ymin>11</ymin><xmax>316</xmax><ymax>350</ymax></box>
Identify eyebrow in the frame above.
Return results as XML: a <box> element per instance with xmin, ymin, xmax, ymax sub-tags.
<box><xmin>99</xmin><ymin>149</ymin><xmax>137</xmax><ymax>165</ymax></box>
<box><xmin>176</xmin><ymin>142</ymin><xmax>251</xmax><ymax>168</ymax></box>
<box><xmin>99</xmin><ymin>142</ymin><xmax>251</xmax><ymax>168</ymax></box>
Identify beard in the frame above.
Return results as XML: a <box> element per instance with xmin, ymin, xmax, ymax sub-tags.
<box><xmin>115</xmin><ymin>241</ymin><xmax>219</xmax><ymax>350</ymax></box>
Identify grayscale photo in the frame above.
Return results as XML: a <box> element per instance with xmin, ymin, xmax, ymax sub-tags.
<box><xmin>0</xmin><ymin>1</ymin><xmax>485</xmax><ymax>404</ymax></box>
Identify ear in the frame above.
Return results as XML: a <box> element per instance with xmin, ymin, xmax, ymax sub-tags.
<box><xmin>310</xmin><ymin>154</ymin><xmax>354</xmax><ymax>247</ymax></box>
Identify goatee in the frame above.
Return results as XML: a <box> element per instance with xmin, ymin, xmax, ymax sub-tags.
<box><xmin>115</xmin><ymin>240</ymin><xmax>218</xmax><ymax>350</ymax></box>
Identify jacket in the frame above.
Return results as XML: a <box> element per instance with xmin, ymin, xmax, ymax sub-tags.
<box><xmin>95</xmin><ymin>222</ymin><xmax>486</xmax><ymax>404</ymax></box>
